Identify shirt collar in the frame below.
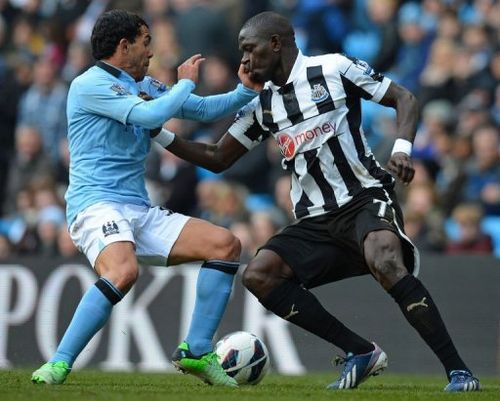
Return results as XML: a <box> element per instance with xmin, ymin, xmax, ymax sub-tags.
<box><xmin>268</xmin><ymin>50</ymin><xmax>306</xmax><ymax>91</ymax></box>
<box><xmin>95</xmin><ymin>60</ymin><xmax>121</xmax><ymax>77</ymax></box>
<box><xmin>95</xmin><ymin>60</ymin><xmax>136</xmax><ymax>82</ymax></box>
<box><xmin>286</xmin><ymin>50</ymin><xmax>306</xmax><ymax>84</ymax></box>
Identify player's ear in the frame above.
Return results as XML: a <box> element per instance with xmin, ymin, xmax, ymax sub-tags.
<box><xmin>270</xmin><ymin>34</ymin><xmax>281</xmax><ymax>52</ymax></box>
<box><xmin>118</xmin><ymin>38</ymin><xmax>129</xmax><ymax>54</ymax></box>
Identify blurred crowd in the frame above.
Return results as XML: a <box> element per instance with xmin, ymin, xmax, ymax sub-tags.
<box><xmin>0</xmin><ymin>0</ymin><xmax>499</xmax><ymax>262</ymax></box>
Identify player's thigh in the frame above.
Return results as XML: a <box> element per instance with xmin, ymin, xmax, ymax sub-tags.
<box><xmin>94</xmin><ymin>241</ymin><xmax>138</xmax><ymax>291</ymax></box>
<box><xmin>134</xmin><ymin>207</ymin><xmax>238</xmax><ymax>266</ymax></box>
<box><xmin>133</xmin><ymin>206</ymin><xmax>191</xmax><ymax>266</ymax></box>
<box><xmin>355</xmin><ymin>199</ymin><xmax>420</xmax><ymax>276</ymax></box>
<box><xmin>167</xmin><ymin>217</ymin><xmax>239</xmax><ymax>265</ymax></box>
<box><xmin>261</xmin><ymin>221</ymin><xmax>367</xmax><ymax>289</ymax></box>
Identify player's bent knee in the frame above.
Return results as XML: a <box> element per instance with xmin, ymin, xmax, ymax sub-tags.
<box><xmin>103</xmin><ymin>262</ymin><xmax>139</xmax><ymax>293</ymax></box>
<box><xmin>364</xmin><ymin>231</ymin><xmax>408</xmax><ymax>289</ymax></box>
<box><xmin>211</xmin><ymin>229</ymin><xmax>241</xmax><ymax>261</ymax></box>
<box><xmin>242</xmin><ymin>261</ymin><xmax>277</xmax><ymax>298</ymax></box>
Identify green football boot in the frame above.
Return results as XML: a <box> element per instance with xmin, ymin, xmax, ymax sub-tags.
<box><xmin>172</xmin><ymin>342</ymin><xmax>238</xmax><ymax>387</ymax></box>
<box><xmin>31</xmin><ymin>361</ymin><xmax>71</xmax><ymax>384</ymax></box>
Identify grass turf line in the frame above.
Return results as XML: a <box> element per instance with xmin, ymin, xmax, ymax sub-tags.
<box><xmin>1</xmin><ymin>370</ymin><xmax>499</xmax><ymax>401</ymax></box>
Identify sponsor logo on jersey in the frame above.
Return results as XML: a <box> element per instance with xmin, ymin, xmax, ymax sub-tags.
<box><xmin>102</xmin><ymin>221</ymin><xmax>119</xmax><ymax>237</ymax></box>
<box><xmin>310</xmin><ymin>83</ymin><xmax>329</xmax><ymax>103</ymax></box>
<box><xmin>277</xmin><ymin>121</ymin><xmax>340</xmax><ymax>160</ymax></box>
<box><xmin>277</xmin><ymin>133</ymin><xmax>296</xmax><ymax>160</ymax></box>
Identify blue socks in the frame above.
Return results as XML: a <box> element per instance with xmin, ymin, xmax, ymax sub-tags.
<box><xmin>185</xmin><ymin>260</ymin><xmax>239</xmax><ymax>356</ymax></box>
<box><xmin>50</xmin><ymin>277</ymin><xmax>123</xmax><ymax>366</ymax></box>
<box><xmin>50</xmin><ymin>261</ymin><xmax>237</xmax><ymax>364</ymax></box>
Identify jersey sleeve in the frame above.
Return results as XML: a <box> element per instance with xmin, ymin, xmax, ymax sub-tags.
<box><xmin>227</xmin><ymin>98</ymin><xmax>268</xmax><ymax>150</ymax></box>
<box><xmin>74</xmin><ymin>77</ymin><xmax>144</xmax><ymax>125</ymax></box>
<box><xmin>138</xmin><ymin>76</ymin><xmax>168</xmax><ymax>98</ymax></box>
<box><xmin>336</xmin><ymin>54</ymin><xmax>391</xmax><ymax>103</ymax></box>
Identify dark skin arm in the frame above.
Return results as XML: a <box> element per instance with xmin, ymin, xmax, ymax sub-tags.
<box><xmin>166</xmin><ymin>133</ymin><xmax>248</xmax><ymax>173</ymax></box>
<box><xmin>379</xmin><ymin>82</ymin><xmax>419</xmax><ymax>185</ymax></box>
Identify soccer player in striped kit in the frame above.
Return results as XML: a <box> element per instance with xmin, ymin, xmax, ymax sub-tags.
<box><xmin>157</xmin><ymin>11</ymin><xmax>480</xmax><ymax>392</ymax></box>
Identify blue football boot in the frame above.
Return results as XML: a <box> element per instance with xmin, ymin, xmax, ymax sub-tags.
<box><xmin>327</xmin><ymin>343</ymin><xmax>388</xmax><ymax>390</ymax></box>
<box><xmin>444</xmin><ymin>370</ymin><xmax>480</xmax><ymax>392</ymax></box>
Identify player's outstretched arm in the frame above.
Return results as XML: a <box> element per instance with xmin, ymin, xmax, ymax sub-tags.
<box><xmin>127</xmin><ymin>55</ymin><xmax>204</xmax><ymax>129</ymax></box>
<box><xmin>158</xmin><ymin>131</ymin><xmax>248</xmax><ymax>173</ymax></box>
<box><xmin>176</xmin><ymin>64</ymin><xmax>264</xmax><ymax>122</ymax></box>
<box><xmin>379</xmin><ymin>82</ymin><xmax>419</xmax><ymax>185</ymax></box>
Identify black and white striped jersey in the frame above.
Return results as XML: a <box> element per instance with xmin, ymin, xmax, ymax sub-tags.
<box><xmin>228</xmin><ymin>51</ymin><xmax>395</xmax><ymax>220</ymax></box>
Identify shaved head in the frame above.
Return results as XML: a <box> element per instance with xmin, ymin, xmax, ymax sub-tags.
<box><xmin>241</xmin><ymin>11</ymin><xmax>295</xmax><ymax>45</ymax></box>
<box><xmin>239</xmin><ymin>11</ymin><xmax>298</xmax><ymax>86</ymax></box>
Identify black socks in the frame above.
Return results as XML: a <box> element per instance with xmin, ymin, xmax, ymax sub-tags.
<box><xmin>389</xmin><ymin>275</ymin><xmax>469</xmax><ymax>375</ymax></box>
<box><xmin>260</xmin><ymin>279</ymin><xmax>374</xmax><ymax>355</ymax></box>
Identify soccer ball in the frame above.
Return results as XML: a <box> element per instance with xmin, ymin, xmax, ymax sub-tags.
<box><xmin>214</xmin><ymin>331</ymin><xmax>270</xmax><ymax>385</ymax></box>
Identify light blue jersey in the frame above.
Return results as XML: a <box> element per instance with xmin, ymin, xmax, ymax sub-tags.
<box><xmin>65</xmin><ymin>61</ymin><xmax>257</xmax><ymax>225</ymax></box>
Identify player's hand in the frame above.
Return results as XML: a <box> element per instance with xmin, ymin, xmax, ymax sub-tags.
<box><xmin>238</xmin><ymin>64</ymin><xmax>264</xmax><ymax>92</ymax></box>
<box><xmin>386</xmin><ymin>153</ymin><xmax>415</xmax><ymax>185</ymax></box>
<box><xmin>177</xmin><ymin>54</ymin><xmax>205</xmax><ymax>84</ymax></box>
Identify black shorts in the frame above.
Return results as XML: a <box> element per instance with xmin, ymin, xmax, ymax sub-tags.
<box><xmin>261</xmin><ymin>191</ymin><xmax>419</xmax><ymax>289</ymax></box>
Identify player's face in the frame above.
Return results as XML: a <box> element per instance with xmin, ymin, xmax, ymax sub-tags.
<box><xmin>126</xmin><ymin>25</ymin><xmax>153</xmax><ymax>81</ymax></box>
<box><xmin>238</xmin><ymin>28</ymin><xmax>278</xmax><ymax>83</ymax></box>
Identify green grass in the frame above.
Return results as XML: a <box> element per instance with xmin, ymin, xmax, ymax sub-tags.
<box><xmin>1</xmin><ymin>369</ymin><xmax>499</xmax><ymax>401</ymax></box>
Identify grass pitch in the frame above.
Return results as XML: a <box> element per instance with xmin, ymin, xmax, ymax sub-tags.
<box><xmin>1</xmin><ymin>369</ymin><xmax>499</xmax><ymax>401</ymax></box>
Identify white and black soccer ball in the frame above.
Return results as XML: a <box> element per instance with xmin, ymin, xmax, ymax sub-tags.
<box><xmin>215</xmin><ymin>331</ymin><xmax>270</xmax><ymax>385</ymax></box>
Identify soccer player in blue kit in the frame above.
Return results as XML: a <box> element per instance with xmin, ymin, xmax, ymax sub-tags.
<box><xmin>31</xmin><ymin>9</ymin><xmax>262</xmax><ymax>387</ymax></box>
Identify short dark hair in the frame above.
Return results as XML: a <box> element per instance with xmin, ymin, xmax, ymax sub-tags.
<box><xmin>241</xmin><ymin>11</ymin><xmax>295</xmax><ymax>43</ymax></box>
<box><xmin>91</xmin><ymin>9</ymin><xmax>148</xmax><ymax>60</ymax></box>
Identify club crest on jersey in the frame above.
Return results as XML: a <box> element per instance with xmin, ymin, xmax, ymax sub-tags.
<box><xmin>277</xmin><ymin>133</ymin><xmax>296</xmax><ymax>160</ymax></box>
<box><xmin>311</xmin><ymin>83</ymin><xmax>329</xmax><ymax>103</ymax></box>
<box><xmin>102</xmin><ymin>221</ymin><xmax>119</xmax><ymax>237</ymax></box>
<box><xmin>150</xmin><ymin>78</ymin><xmax>166</xmax><ymax>92</ymax></box>
<box><xmin>110</xmin><ymin>83</ymin><xmax>128</xmax><ymax>95</ymax></box>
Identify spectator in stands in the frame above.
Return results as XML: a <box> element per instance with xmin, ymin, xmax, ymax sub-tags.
<box><xmin>56</xmin><ymin>223</ymin><xmax>79</xmax><ymax>258</ymax></box>
<box><xmin>418</xmin><ymin>39</ymin><xmax>458</xmax><ymax>107</ymax></box>
<box><xmin>149</xmin><ymin>16</ymin><xmax>179</xmax><ymax>70</ymax></box>
<box><xmin>455</xmin><ymin>92</ymin><xmax>492</xmax><ymax>138</ymax></box>
<box><xmin>32</xmin><ymin>181</ymin><xmax>66</xmax><ymax>256</ymax></box>
<box><xmin>446</xmin><ymin>203</ymin><xmax>493</xmax><ymax>255</ymax></box>
<box><xmin>460</xmin><ymin>124</ymin><xmax>500</xmax><ymax>215</ymax></box>
<box><xmin>413</xmin><ymin>100</ymin><xmax>455</xmax><ymax>162</ymax></box>
<box><xmin>0</xmin><ymin>54</ymin><xmax>30</xmax><ymax>216</ymax></box>
<box><xmin>10</xmin><ymin>13</ymin><xmax>44</xmax><ymax>60</ymax></box>
<box><xmin>347</xmin><ymin>0</ymin><xmax>404</xmax><ymax>70</ymax></box>
<box><xmin>436</xmin><ymin>9</ymin><xmax>462</xmax><ymax>42</ymax></box>
<box><xmin>3</xmin><ymin>124</ymin><xmax>54</xmax><ymax>216</ymax></box>
<box><xmin>367</xmin><ymin>0</ymin><xmax>400</xmax><ymax>72</ymax></box>
<box><xmin>61</xmin><ymin>40</ymin><xmax>93</xmax><ymax>84</ymax></box>
<box><xmin>404</xmin><ymin>182</ymin><xmax>446</xmax><ymax>251</ymax></box>
<box><xmin>17</xmin><ymin>54</ymin><xmax>68</xmax><ymax>164</ymax></box>
<box><xmin>173</xmin><ymin>0</ymin><xmax>236</xmax><ymax>64</ymax></box>
<box><xmin>389</xmin><ymin>2</ymin><xmax>432</xmax><ymax>93</ymax></box>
